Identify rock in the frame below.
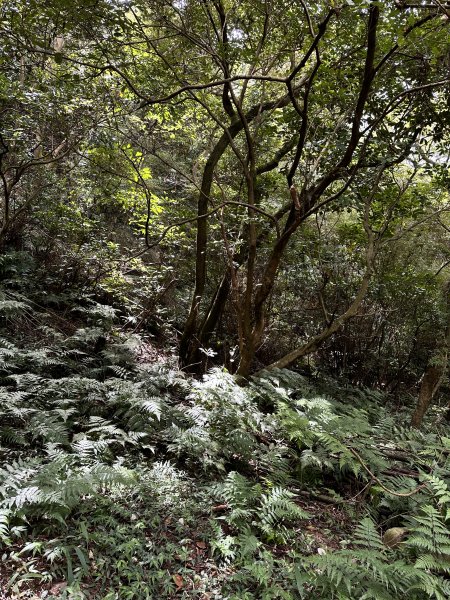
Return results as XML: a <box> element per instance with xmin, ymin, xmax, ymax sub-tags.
<box><xmin>382</xmin><ymin>527</ymin><xmax>408</xmax><ymax>548</ymax></box>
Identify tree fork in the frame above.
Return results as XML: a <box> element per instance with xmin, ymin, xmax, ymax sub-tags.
<box><xmin>179</xmin><ymin>91</ymin><xmax>305</xmax><ymax>365</ymax></box>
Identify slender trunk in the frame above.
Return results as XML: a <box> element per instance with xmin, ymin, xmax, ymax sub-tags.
<box><xmin>0</xmin><ymin>188</ymin><xmax>11</xmax><ymax>244</ymax></box>
<box><xmin>236</xmin><ymin>339</ymin><xmax>255</xmax><ymax>378</ymax></box>
<box><xmin>179</xmin><ymin>92</ymin><xmax>304</xmax><ymax>365</ymax></box>
<box><xmin>233</xmin><ymin>7</ymin><xmax>380</xmax><ymax>378</ymax></box>
<box><xmin>261</xmin><ymin>264</ymin><xmax>374</xmax><ymax>372</ymax></box>
<box><xmin>187</xmin><ymin>201</ymin><xmax>292</xmax><ymax>367</ymax></box>
<box><xmin>410</xmin><ymin>365</ymin><xmax>445</xmax><ymax>428</ymax></box>
<box><xmin>198</xmin><ymin>271</ymin><xmax>231</xmax><ymax>348</ymax></box>
<box><xmin>185</xmin><ymin>272</ymin><xmax>231</xmax><ymax>373</ymax></box>
<box><xmin>411</xmin><ymin>281</ymin><xmax>450</xmax><ymax>428</ymax></box>
<box><xmin>179</xmin><ymin>136</ymin><xmax>229</xmax><ymax>364</ymax></box>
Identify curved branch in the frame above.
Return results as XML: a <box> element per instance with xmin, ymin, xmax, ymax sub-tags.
<box><xmin>134</xmin><ymin>200</ymin><xmax>281</xmax><ymax>256</ymax></box>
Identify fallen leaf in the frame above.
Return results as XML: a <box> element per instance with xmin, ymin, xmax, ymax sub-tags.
<box><xmin>173</xmin><ymin>574</ymin><xmax>184</xmax><ymax>589</ymax></box>
<box><xmin>50</xmin><ymin>582</ymin><xmax>67</xmax><ymax>595</ymax></box>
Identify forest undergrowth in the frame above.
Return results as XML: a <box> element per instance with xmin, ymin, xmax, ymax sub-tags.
<box><xmin>0</xmin><ymin>253</ymin><xmax>450</xmax><ymax>600</ymax></box>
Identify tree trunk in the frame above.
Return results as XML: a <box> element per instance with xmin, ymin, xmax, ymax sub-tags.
<box><xmin>185</xmin><ymin>201</ymin><xmax>293</xmax><ymax>370</ymax></box>
<box><xmin>411</xmin><ymin>280</ymin><xmax>449</xmax><ymax>428</ymax></box>
<box><xmin>179</xmin><ymin>92</ymin><xmax>303</xmax><ymax>367</ymax></box>
<box><xmin>260</xmin><ymin>262</ymin><xmax>374</xmax><ymax>372</ymax></box>
<box><xmin>410</xmin><ymin>365</ymin><xmax>445</xmax><ymax>428</ymax></box>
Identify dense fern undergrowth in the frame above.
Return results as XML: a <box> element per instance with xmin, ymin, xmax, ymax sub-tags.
<box><xmin>0</xmin><ymin>254</ymin><xmax>450</xmax><ymax>599</ymax></box>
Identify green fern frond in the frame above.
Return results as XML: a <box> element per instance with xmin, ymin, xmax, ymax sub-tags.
<box><xmin>354</xmin><ymin>518</ymin><xmax>386</xmax><ymax>552</ymax></box>
<box><xmin>0</xmin><ymin>508</ymin><xmax>10</xmax><ymax>541</ymax></box>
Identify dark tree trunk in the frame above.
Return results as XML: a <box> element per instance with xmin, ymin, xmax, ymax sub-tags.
<box><xmin>179</xmin><ymin>93</ymin><xmax>304</xmax><ymax>368</ymax></box>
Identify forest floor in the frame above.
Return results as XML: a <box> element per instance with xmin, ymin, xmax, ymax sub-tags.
<box><xmin>1</xmin><ymin>302</ymin><xmax>450</xmax><ymax>599</ymax></box>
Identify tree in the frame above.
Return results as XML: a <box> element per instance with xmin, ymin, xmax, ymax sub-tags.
<box><xmin>0</xmin><ymin>0</ymin><xmax>125</xmax><ymax>247</ymax></box>
<box><xmin>5</xmin><ymin>0</ymin><xmax>450</xmax><ymax>378</ymax></box>
<box><xmin>411</xmin><ymin>277</ymin><xmax>449</xmax><ymax>428</ymax></box>
<box><xmin>115</xmin><ymin>0</ymin><xmax>449</xmax><ymax>376</ymax></box>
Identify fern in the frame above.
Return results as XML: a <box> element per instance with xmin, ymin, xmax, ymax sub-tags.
<box><xmin>301</xmin><ymin>515</ymin><xmax>447</xmax><ymax>600</ymax></box>
<box><xmin>406</xmin><ymin>504</ymin><xmax>450</xmax><ymax>555</ymax></box>
<box><xmin>0</xmin><ymin>282</ymin><xmax>449</xmax><ymax>600</ymax></box>
<box><xmin>0</xmin><ymin>508</ymin><xmax>11</xmax><ymax>542</ymax></box>
<box><xmin>259</xmin><ymin>486</ymin><xmax>309</xmax><ymax>539</ymax></box>
<box><xmin>211</xmin><ymin>472</ymin><xmax>308</xmax><ymax>545</ymax></box>
<box><xmin>354</xmin><ymin>518</ymin><xmax>386</xmax><ymax>552</ymax></box>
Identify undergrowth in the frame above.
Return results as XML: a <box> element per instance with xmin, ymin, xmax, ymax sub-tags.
<box><xmin>0</xmin><ymin>261</ymin><xmax>449</xmax><ymax>599</ymax></box>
